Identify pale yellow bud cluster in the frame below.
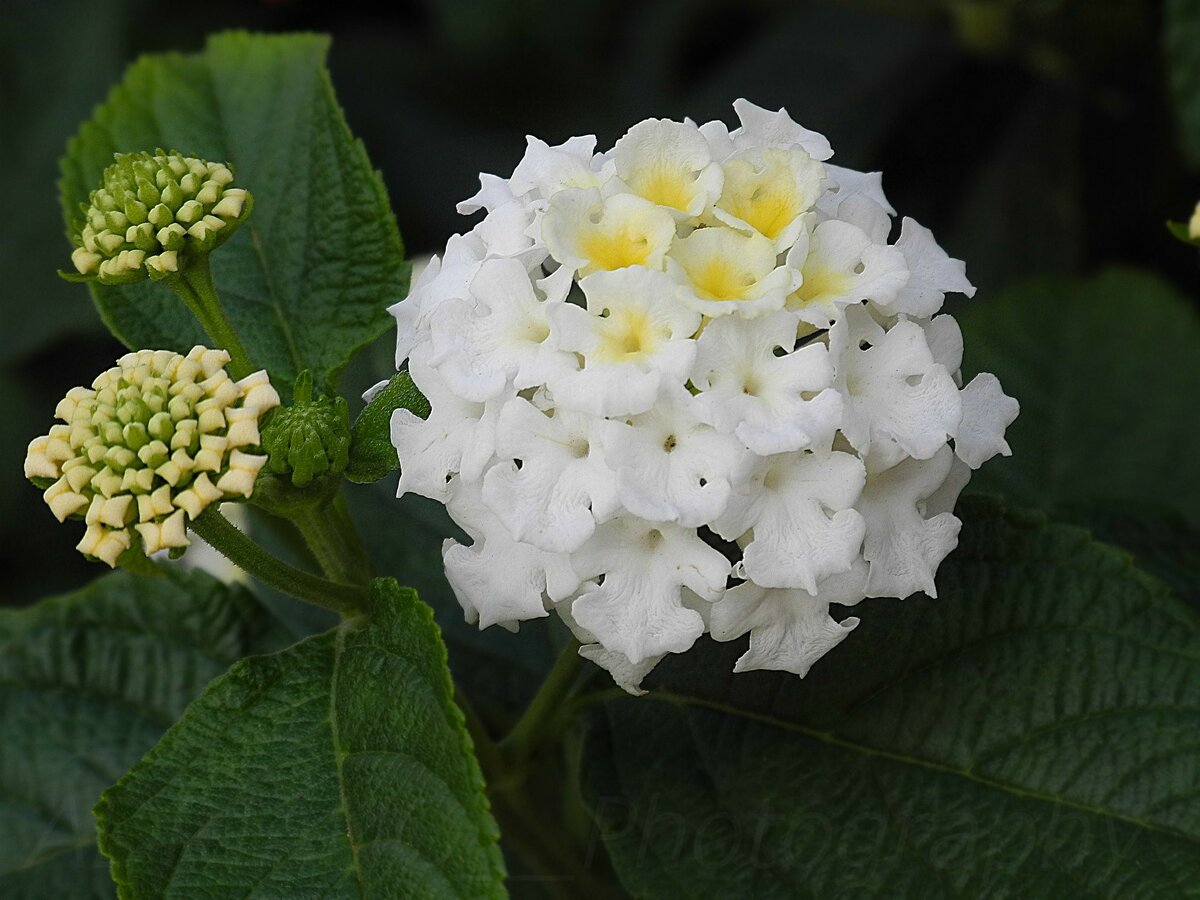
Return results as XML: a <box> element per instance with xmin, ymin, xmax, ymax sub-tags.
<box><xmin>69</xmin><ymin>151</ymin><xmax>252</xmax><ymax>285</ymax></box>
<box><xmin>25</xmin><ymin>346</ymin><xmax>280</xmax><ymax>566</ymax></box>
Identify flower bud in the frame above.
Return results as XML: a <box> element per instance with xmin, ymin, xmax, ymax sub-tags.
<box><xmin>68</xmin><ymin>151</ymin><xmax>253</xmax><ymax>284</ymax></box>
<box><xmin>25</xmin><ymin>346</ymin><xmax>280</xmax><ymax>566</ymax></box>
<box><xmin>260</xmin><ymin>371</ymin><xmax>350</xmax><ymax>488</ymax></box>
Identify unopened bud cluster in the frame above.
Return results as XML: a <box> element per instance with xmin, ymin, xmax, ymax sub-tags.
<box><xmin>70</xmin><ymin>151</ymin><xmax>252</xmax><ymax>284</ymax></box>
<box><xmin>261</xmin><ymin>371</ymin><xmax>351</xmax><ymax>488</ymax></box>
<box><xmin>25</xmin><ymin>347</ymin><xmax>279</xmax><ymax>566</ymax></box>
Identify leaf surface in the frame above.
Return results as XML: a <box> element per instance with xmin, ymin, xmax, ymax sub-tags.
<box><xmin>59</xmin><ymin>31</ymin><xmax>409</xmax><ymax>394</ymax></box>
<box><xmin>0</xmin><ymin>568</ymin><xmax>289</xmax><ymax>898</ymax></box>
<box><xmin>582</xmin><ymin>498</ymin><xmax>1200</xmax><ymax>897</ymax></box>
<box><xmin>96</xmin><ymin>578</ymin><xmax>506</xmax><ymax>899</ymax></box>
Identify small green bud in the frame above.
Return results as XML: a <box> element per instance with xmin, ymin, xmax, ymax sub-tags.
<box><xmin>65</xmin><ymin>150</ymin><xmax>254</xmax><ymax>285</ymax></box>
<box><xmin>260</xmin><ymin>371</ymin><xmax>351</xmax><ymax>489</ymax></box>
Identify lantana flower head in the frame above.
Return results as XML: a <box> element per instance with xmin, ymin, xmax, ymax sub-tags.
<box><xmin>388</xmin><ymin>100</ymin><xmax>1019</xmax><ymax>692</ymax></box>
<box><xmin>25</xmin><ymin>346</ymin><xmax>279</xmax><ymax>566</ymax></box>
<box><xmin>68</xmin><ymin>150</ymin><xmax>252</xmax><ymax>284</ymax></box>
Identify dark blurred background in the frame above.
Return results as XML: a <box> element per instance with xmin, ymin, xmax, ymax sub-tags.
<box><xmin>2</xmin><ymin>0</ymin><xmax>1196</xmax><ymax>605</ymax></box>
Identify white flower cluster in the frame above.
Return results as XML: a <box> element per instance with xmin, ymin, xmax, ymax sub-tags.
<box><xmin>389</xmin><ymin>100</ymin><xmax>1018</xmax><ymax>692</ymax></box>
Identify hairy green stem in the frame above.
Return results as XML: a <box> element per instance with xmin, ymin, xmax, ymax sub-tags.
<box><xmin>190</xmin><ymin>505</ymin><xmax>366</xmax><ymax>616</ymax></box>
<box><xmin>457</xmin><ymin>672</ymin><xmax>621</xmax><ymax>900</ymax></box>
<box><xmin>501</xmin><ymin>640</ymin><xmax>584</xmax><ymax>764</ymax></box>
<box><xmin>488</xmin><ymin>784</ymin><xmax>623</xmax><ymax>900</ymax></box>
<box><xmin>290</xmin><ymin>491</ymin><xmax>373</xmax><ymax>586</ymax></box>
<box><xmin>169</xmin><ymin>258</ymin><xmax>255</xmax><ymax>380</ymax></box>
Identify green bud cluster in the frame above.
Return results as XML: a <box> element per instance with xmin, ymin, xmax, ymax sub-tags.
<box><xmin>25</xmin><ymin>347</ymin><xmax>279</xmax><ymax>566</ymax></box>
<box><xmin>69</xmin><ymin>150</ymin><xmax>253</xmax><ymax>285</ymax></box>
<box><xmin>261</xmin><ymin>371</ymin><xmax>351</xmax><ymax>488</ymax></box>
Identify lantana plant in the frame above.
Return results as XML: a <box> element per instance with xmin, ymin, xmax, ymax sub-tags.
<box><xmin>11</xmin><ymin>31</ymin><xmax>1198</xmax><ymax>900</ymax></box>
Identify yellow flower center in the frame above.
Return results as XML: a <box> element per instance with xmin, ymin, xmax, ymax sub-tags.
<box><xmin>580</xmin><ymin>229</ymin><xmax>654</xmax><ymax>271</ymax></box>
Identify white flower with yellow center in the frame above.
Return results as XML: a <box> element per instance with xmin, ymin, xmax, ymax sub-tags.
<box><xmin>785</xmin><ymin>220</ymin><xmax>910</xmax><ymax>328</ymax></box>
<box><xmin>547</xmin><ymin>268</ymin><xmax>700</xmax><ymax>416</ymax></box>
<box><xmin>713</xmin><ymin>147</ymin><xmax>826</xmax><ymax>251</ymax></box>
<box><xmin>542</xmin><ymin>188</ymin><xmax>676</xmax><ymax>275</ymax></box>
<box><xmin>667</xmin><ymin>225</ymin><xmax>797</xmax><ymax>317</ymax></box>
<box><xmin>387</xmin><ymin>100</ymin><xmax>1017</xmax><ymax>692</ymax></box>
<box><xmin>610</xmin><ymin>118</ymin><xmax>724</xmax><ymax>217</ymax></box>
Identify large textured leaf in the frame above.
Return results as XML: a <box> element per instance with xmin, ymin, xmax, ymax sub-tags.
<box><xmin>1168</xmin><ymin>0</ymin><xmax>1200</xmax><ymax>166</ymax></box>
<box><xmin>581</xmin><ymin>498</ymin><xmax>1200</xmax><ymax>897</ymax></box>
<box><xmin>96</xmin><ymin>578</ymin><xmax>505</xmax><ymax>899</ymax></box>
<box><xmin>58</xmin><ymin>31</ymin><xmax>408</xmax><ymax>394</ymax></box>
<box><xmin>959</xmin><ymin>268</ymin><xmax>1200</xmax><ymax>523</ymax></box>
<box><xmin>0</xmin><ymin>568</ymin><xmax>290</xmax><ymax>899</ymax></box>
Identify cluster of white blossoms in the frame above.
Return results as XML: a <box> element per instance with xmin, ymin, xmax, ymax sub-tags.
<box><xmin>25</xmin><ymin>347</ymin><xmax>279</xmax><ymax>566</ymax></box>
<box><xmin>388</xmin><ymin>100</ymin><xmax>1018</xmax><ymax>692</ymax></box>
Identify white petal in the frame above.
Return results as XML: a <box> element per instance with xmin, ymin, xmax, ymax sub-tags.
<box><xmin>668</xmin><ymin>225</ymin><xmax>796</xmax><ymax>318</ymax></box>
<box><xmin>921</xmin><ymin>314</ymin><xmax>964</xmax><ymax>382</ymax></box>
<box><xmin>860</xmin><ymin>445</ymin><xmax>962</xmax><ymax>599</ymax></box>
<box><xmin>571</xmin><ymin>517</ymin><xmax>730</xmax><ymax>664</ymax></box>
<box><xmin>597</xmin><ymin>383</ymin><xmax>746</xmax><ymax>527</ymax></box>
<box><xmin>392</xmin><ymin>355</ymin><xmax>498</xmax><ymax>502</ymax></box>
<box><xmin>442</xmin><ymin>478</ymin><xmax>578</xmax><ymax>630</ymax></box>
<box><xmin>882</xmin><ymin>217</ymin><xmax>975</xmax><ymax>317</ymax></box>
<box><xmin>785</xmin><ymin>219</ymin><xmax>909</xmax><ymax>328</ymax></box>
<box><xmin>692</xmin><ymin>310</ymin><xmax>842</xmax><ymax>455</ymax></box>
<box><xmin>389</xmin><ymin>232</ymin><xmax>487</xmax><ymax>365</ymax></box>
<box><xmin>474</xmin><ymin>200</ymin><xmax>538</xmax><ymax>257</ymax></box>
<box><xmin>457</xmin><ymin>173</ymin><xmax>516</xmax><ymax>215</ymax></box>
<box><xmin>713</xmin><ymin>147</ymin><xmax>825</xmax><ymax>251</ymax></box>
<box><xmin>817</xmin><ymin>165</ymin><xmax>894</xmax><ymax>217</ymax></box>
<box><xmin>955</xmin><ymin>373</ymin><xmax>1019</xmax><ymax>469</ymax></box>
<box><xmin>481</xmin><ymin>398</ymin><xmax>617</xmax><ymax>552</ymax></box>
<box><xmin>730</xmin><ymin>99</ymin><xmax>833</xmax><ymax>161</ymax></box>
<box><xmin>509</xmin><ymin>134</ymin><xmax>612</xmax><ymax>198</ymax></box>
<box><xmin>830</xmin><ymin>306</ymin><xmax>962</xmax><ymax>459</ymax></box>
<box><xmin>714</xmin><ymin>450</ymin><xmax>867</xmax><ymax>594</ymax></box>
<box><xmin>710</xmin><ymin>582</ymin><xmax>858</xmax><ymax>676</ymax></box>
<box><xmin>428</xmin><ymin>256</ymin><xmax>573</xmax><ymax>402</ymax></box>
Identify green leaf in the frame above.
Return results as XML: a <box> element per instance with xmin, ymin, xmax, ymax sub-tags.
<box><xmin>581</xmin><ymin>497</ymin><xmax>1200</xmax><ymax>897</ymax></box>
<box><xmin>347</xmin><ymin>371</ymin><xmax>430</xmax><ymax>484</ymax></box>
<box><xmin>0</xmin><ymin>567</ymin><xmax>290</xmax><ymax>899</ymax></box>
<box><xmin>1060</xmin><ymin>501</ymin><xmax>1200</xmax><ymax>612</ymax></box>
<box><xmin>58</xmin><ymin>31</ymin><xmax>409</xmax><ymax>394</ymax></box>
<box><xmin>1167</xmin><ymin>0</ymin><xmax>1200</xmax><ymax>167</ymax></box>
<box><xmin>96</xmin><ymin>578</ymin><xmax>506</xmax><ymax>898</ymax></box>
<box><xmin>1167</xmin><ymin>219</ymin><xmax>1200</xmax><ymax>245</ymax></box>
<box><xmin>959</xmin><ymin>268</ymin><xmax>1200</xmax><ymax>524</ymax></box>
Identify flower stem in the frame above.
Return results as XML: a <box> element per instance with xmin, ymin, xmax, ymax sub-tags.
<box><xmin>457</xmin><ymin>674</ymin><xmax>622</xmax><ymax>900</ymax></box>
<box><xmin>169</xmin><ymin>257</ymin><xmax>256</xmax><ymax>380</ymax></box>
<box><xmin>501</xmin><ymin>640</ymin><xmax>584</xmax><ymax>764</ymax></box>
<box><xmin>288</xmin><ymin>490</ymin><xmax>373</xmax><ymax>586</ymax></box>
<box><xmin>190</xmin><ymin>505</ymin><xmax>366</xmax><ymax>616</ymax></box>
